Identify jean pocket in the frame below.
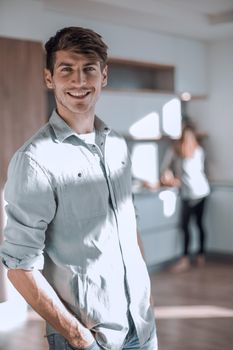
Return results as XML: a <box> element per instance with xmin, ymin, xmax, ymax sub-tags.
<box><xmin>66</xmin><ymin>340</ymin><xmax>101</xmax><ymax>350</ymax></box>
<box><xmin>47</xmin><ymin>333</ymin><xmax>67</xmax><ymax>350</ymax></box>
<box><xmin>47</xmin><ymin>334</ymin><xmax>55</xmax><ymax>350</ymax></box>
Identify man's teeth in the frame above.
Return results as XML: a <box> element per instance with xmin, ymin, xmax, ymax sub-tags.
<box><xmin>68</xmin><ymin>91</ymin><xmax>89</xmax><ymax>97</ymax></box>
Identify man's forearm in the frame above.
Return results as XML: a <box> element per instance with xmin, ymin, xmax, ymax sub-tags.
<box><xmin>7</xmin><ymin>269</ymin><xmax>94</xmax><ymax>348</ymax></box>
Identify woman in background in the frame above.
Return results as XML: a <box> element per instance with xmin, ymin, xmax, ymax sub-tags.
<box><xmin>160</xmin><ymin>124</ymin><xmax>210</xmax><ymax>272</ymax></box>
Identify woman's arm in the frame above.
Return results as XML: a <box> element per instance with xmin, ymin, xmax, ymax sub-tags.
<box><xmin>160</xmin><ymin>148</ymin><xmax>181</xmax><ymax>187</ymax></box>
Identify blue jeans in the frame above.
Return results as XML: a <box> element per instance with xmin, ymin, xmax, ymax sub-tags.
<box><xmin>47</xmin><ymin>334</ymin><xmax>101</xmax><ymax>350</ymax></box>
<box><xmin>47</xmin><ymin>326</ymin><xmax>157</xmax><ymax>350</ymax></box>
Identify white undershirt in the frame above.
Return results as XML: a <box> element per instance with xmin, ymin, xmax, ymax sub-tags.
<box><xmin>77</xmin><ymin>130</ymin><xmax>96</xmax><ymax>145</ymax></box>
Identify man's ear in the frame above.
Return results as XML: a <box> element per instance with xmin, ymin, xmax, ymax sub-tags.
<box><xmin>102</xmin><ymin>65</ymin><xmax>108</xmax><ymax>87</ymax></box>
<box><xmin>44</xmin><ymin>69</ymin><xmax>54</xmax><ymax>89</ymax></box>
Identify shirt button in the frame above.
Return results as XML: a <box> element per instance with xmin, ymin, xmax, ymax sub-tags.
<box><xmin>78</xmin><ymin>173</ymin><xmax>82</xmax><ymax>177</ymax></box>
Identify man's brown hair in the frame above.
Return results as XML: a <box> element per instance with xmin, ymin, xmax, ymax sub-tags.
<box><xmin>45</xmin><ymin>26</ymin><xmax>108</xmax><ymax>74</ymax></box>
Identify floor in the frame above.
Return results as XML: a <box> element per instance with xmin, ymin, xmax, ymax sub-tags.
<box><xmin>151</xmin><ymin>259</ymin><xmax>233</xmax><ymax>350</ymax></box>
<box><xmin>0</xmin><ymin>259</ymin><xmax>232</xmax><ymax>350</ymax></box>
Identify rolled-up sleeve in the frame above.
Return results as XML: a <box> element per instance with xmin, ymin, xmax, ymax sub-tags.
<box><xmin>0</xmin><ymin>151</ymin><xmax>56</xmax><ymax>270</ymax></box>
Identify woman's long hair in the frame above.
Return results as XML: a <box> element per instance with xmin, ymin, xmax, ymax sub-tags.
<box><xmin>175</xmin><ymin>125</ymin><xmax>199</xmax><ymax>158</ymax></box>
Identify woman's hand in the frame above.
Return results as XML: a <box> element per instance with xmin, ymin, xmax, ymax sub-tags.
<box><xmin>160</xmin><ymin>170</ymin><xmax>181</xmax><ymax>188</ymax></box>
<box><xmin>160</xmin><ymin>170</ymin><xmax>175</xmax><ymax>186</ymax></box>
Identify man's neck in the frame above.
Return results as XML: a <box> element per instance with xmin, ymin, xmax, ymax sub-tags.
<box><xmin>57</xmin><ymin>109</ymin><xmax>95</xmax><ymax>134</ymax></box>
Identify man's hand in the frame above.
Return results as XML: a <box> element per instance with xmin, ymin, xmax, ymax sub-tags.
<box><xmin>7</xmin><ymin>269</ymin><xmax>94</xmax><ymax>349</ymax></box>
<box><xmin>68</xmin><ymin>322</ymin><xmax>95</xmax><ymax>349</ymax></box>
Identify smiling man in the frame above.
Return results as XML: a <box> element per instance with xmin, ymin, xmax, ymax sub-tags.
<box><xmin>0</xmin><ymin>27</ymin><xmax>157</xmax><ymax>350</ymax></box>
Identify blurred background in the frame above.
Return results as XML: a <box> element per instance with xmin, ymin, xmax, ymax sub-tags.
<box><xmin>0</xmin><ymin>1</ymin><xmax>233</xmax><ymax>349</ymax></box>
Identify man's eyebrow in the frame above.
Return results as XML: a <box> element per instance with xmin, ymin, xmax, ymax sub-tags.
<box><xmin>83</xmin><ymin>61</ymin><xmax>99</xmax><ymax>66</ymax></box>
<box><xmin>56</xmin><ymin>62</ymin><xmax>73</xmax><ymax>68</ymax></box>
<box><xmin>55</xmin><ymin>61</ymin><xmax>99</xmax><ymax>68</ymax></box>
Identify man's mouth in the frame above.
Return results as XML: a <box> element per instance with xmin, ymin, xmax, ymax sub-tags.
<box><xmin>67</xmin><ymin>90</ymin><xmax>91</xmax><ymax>99</ymax></box>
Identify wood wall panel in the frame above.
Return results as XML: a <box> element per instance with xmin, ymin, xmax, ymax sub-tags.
<box><xmin>0</xmin><ymin>37</ymin><xmax>47</xmax><ymax>301</ymax></box>
<box><xmin>0</xmin><ymin>37</ymin><xmax>46</xmax><ymax>183</ymax></box>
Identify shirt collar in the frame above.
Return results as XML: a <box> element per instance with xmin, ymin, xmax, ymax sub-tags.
<box><xmin>94</xmin><ymin>115</ymin><xmax>111</xmax><ymax>136</ymax></box>
<box><xmin>49</xmin><ymin>110</ymin><xmax>111</xmax><ymax>143</ymax></box>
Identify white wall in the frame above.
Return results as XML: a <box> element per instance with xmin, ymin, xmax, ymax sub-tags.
<box><xmin>0</xmin><ymin>0</ymin><xmax>207</xmax><ymax>97</ymax></box>
<box><xmin>96</xmin><ymin>91</ymin><xmax>176</xmax><ymax>134</ymax></box>
<box><xmin>188</xmin><ymin>37</ymin><xmax>233</xmax><ymax>183</ymax></box>
<box><xmin>188</xmin><ymin>38</ymin><xmax>233</xmax><ymax>256</ymax></box>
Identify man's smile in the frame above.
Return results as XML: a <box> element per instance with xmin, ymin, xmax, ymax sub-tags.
<box><xmin>67</xmin><ymin>90</ymin><xmax>91</xmax><ymax>99</ymax></box>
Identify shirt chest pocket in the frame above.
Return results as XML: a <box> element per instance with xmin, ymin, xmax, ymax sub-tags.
<box><xmin>59</xmin><ymin>166</ymin><xmax>109</xmax><ymax>220</ymax></box>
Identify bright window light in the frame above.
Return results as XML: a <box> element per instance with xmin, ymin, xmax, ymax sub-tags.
<box><xmin>0</xmin><ymin>286</ymin><xmax>27</xmax><ymax>332</ymax></box>
<box><xmin>154</xmin><ymin>305</ymin><xmax>233</xmax><ymax>319</ymax></box>
<box><xmin>0</xmin><ymin>189</ymin><xmax>28</xmax><ymax>332</ymax></box>
<box><xmin>131</xmin><ymin>143</ymin><xmax>158</xmax><ymax>184</ymax></box>
<box><xmin>129</xmin><ymin>112</ymin><xmax>160</xmax><ymax>139</ymax></box>
<box><xmin>159</xmin><ymin>190</ymin><xmax>177</xmax><ymax>217</ymax></box>
<box><xmin>162</xmin><ymin>98</ymin><xmax>182</xmax><ymax>138</ymax></box>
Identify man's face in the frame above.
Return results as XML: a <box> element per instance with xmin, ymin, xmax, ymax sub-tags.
<box><xmin>44</xmin><ymin>50</ymin><xmax>108</xmax><ymax>120</ymax></box>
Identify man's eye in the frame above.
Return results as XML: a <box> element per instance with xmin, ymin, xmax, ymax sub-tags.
<box><xmin>61</xmin><ymin>67</ymin><xmax>72</xmax><ymax>72</ymax></box>
<box><xmin>85</xmin><ymin>67</ymin><xmax>96</xmax><ymax>72</ymax></box>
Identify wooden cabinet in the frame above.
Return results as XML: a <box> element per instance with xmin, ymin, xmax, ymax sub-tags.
<box><xmin>0</xmin><ymin>36</ymin><xmax>46</xmax><ymax>184</ymax></box>
<box><xmin>107</xmin><ymin>58</ymin><xmax>175</xmax><ymax>93</ymax></box>
<box><xmin>134</xmin><ymin>189</ymin><xmax>182</xmax><ymax>268</ymax></box>
<box><xmin>206</xmin><ymin>184</ymin><xmax>233</xmax><ymax>254</ymax></box>
<box><xmin>0</xmin><ymin>36</ymin><xmax>47</xmax><ymax>301</ymax></box>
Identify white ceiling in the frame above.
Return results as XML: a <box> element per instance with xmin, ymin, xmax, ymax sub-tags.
<box><xmin>42</xmin><ymin>0</ymin><xmax>233</xmax><ymax>41</ymax></box>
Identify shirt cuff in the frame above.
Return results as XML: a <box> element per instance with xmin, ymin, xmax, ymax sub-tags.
<box><xmin>2</xmin><ymin>253</ymin><xmax>44</xmax><ymax>270</ymax></box>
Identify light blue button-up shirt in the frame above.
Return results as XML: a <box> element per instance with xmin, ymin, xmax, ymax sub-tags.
<box><xmin>0</xmin><ymin>111</ymin><xmax>155</xmax><ymax>350</ymax></box>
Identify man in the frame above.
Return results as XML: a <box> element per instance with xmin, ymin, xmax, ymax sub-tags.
<box><xmin>0</xmin><ymin>27</ymin><xmax>157</xmax><ymax>350</ymax></box>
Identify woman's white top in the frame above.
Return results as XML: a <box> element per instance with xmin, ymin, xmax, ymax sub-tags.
<box><xmin>161</xmin><ymin>146</ymin><xmax>210</xmax><ymax>200</ymax></box>
<box><xmin>182</xmin><ymin>146</ymin><xmax>210</xmax><ymax>199</ymax></box>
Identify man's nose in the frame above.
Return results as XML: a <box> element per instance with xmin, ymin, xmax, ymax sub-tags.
<box><xmin>72</xmin><ymin>70</ymin><xmax>86</xmax><ymax>85</ymax></box>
